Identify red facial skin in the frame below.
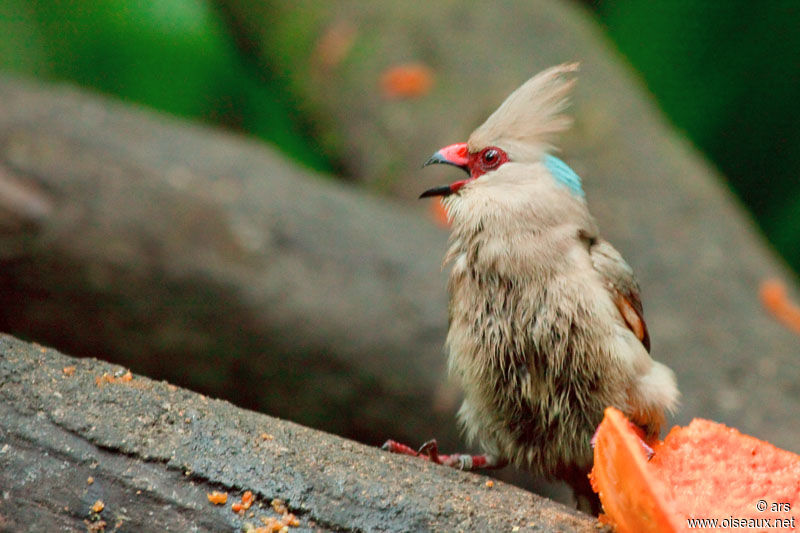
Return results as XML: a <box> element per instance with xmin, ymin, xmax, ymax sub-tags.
<box><xmin>422</xmin><ymin>142</ymin><xmax>509</xmax><ymax>196</ymax></box>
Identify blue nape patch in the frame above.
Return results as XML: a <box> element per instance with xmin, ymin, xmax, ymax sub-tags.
<box><xmin>543</xmin><ymin>154</ymin><xmax>585</xmax><ymax>198</ymax></box>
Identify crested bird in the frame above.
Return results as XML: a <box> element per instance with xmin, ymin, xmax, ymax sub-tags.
<box><xmin>383</xmin><ymin>63</ymin><xmax>678</xmax><ymax>513</ymax></box>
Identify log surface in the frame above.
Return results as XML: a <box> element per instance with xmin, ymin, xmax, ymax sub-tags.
<box><xmin>0</xmin><ymin>334</ymin><xmax>602</xmax><ymax>532</ymax></box>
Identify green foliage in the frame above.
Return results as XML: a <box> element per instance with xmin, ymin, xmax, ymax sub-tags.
<box><xmin>0</xmin><ymin>0</ymin><xmax>329</xmax><ymax>172</ymax></box>
<box><xmin>595</xmin><ymin>1</ymin><xmax>800</xmax><ymax>272</ymax></box>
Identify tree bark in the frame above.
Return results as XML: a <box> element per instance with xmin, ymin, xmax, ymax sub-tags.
<box><xmin>0</xmin><ymin>334</ymin><xmax>603</xmax><ymax>532</ymax></box>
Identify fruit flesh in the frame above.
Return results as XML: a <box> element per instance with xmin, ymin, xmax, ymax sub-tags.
<box><xmin>591</xmin><ymin>407</ymin><xmax>800</xmax><ymax>532</ymax></box>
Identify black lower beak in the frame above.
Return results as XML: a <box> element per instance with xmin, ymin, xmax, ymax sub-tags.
<box><xmin>419</xmin><ymin>185</ymin><xmax>453</xmax><ymax>198</ymax></box>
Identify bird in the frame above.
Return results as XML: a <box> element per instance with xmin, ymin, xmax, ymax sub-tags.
<box><xmin>383</xmin><ymin>63</ymin><xmax>678</xmax><ymax>513</ymax></box>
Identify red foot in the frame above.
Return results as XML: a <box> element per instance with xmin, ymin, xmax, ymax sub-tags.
<box><xmin>381</xmin><ymin>438</ymin><xmax>507</xmax><ymax>470</ymax></box>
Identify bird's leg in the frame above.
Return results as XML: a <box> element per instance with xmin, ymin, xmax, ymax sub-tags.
<box><xmin>382</xmin><ymin>438</ymin><xmax>507</xmax><ymax>470</ymax></box>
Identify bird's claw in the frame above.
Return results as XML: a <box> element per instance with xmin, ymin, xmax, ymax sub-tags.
<box><xmin>417</xmin><ymin>439</ymin><xmax>440</xmax><ymax>460</ymax></box>
<box><xmin>381</xmin><ymin>439</ymin><xmax>417</xmax><ymax>456</ymax></box>
<box><xmin>640</xmin><ymin>439</ymin><xmax>655</xmax><ymax>461</ymax></box>
<box><xmin>590</xmin><ymin>424</ymin><xmax>655</xmax><ymax>460</ymax></box>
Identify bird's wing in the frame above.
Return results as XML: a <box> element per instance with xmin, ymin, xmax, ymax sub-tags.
<box><xmin>587</xmin><ymin>238</ymin><xmax>651</xmax><ymax>352</ymax></box>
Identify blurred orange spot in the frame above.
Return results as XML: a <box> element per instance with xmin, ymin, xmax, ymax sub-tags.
<box><xmin>759</xmin><ymin>278</ymin><xmax>800</xmax><ymax>334</ymax></box>
<box><xmin>313</xmin><ymin>21</ymin><xmax>357</xmax><ymax>70</ymax></box>
<box><xmin>428</xmin><ymin>199</ymin><xmax>450</xmax><ymax>228</ymax></box>
<box><xmin>381</xmin><ymin>63</ymin><xmax>435</xmax><ymax>99</ymax></box>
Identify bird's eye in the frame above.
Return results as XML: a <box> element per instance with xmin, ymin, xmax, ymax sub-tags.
<box><xmin>478</xmin><ymin>147</ymin><xmax>507</xmax><ymax>172</ymax></box>
<box><xmin>470</xmin><ymin>146</ymin><xmax>507</xmax><ymax>176</ymax></box>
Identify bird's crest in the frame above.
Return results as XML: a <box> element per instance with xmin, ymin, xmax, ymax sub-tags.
<box><xmin>468</xmin><ymin>63</ymin><xmax>578</xmax><ymax>159</ymax></box>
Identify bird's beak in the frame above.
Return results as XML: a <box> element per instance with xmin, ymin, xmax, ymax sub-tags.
<box><xmin>423</xmin><ymin>143</ymin><xmax>470</xmax><ymax>172</ymax></box>
<box><xmin>420</xmin><ymin>142</ymin><xmax>470</xmax><ymax>198</ymax></box>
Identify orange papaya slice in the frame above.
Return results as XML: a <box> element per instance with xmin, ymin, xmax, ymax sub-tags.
<box><xmin>591</xmin><ymin>407</ymin><xmax>800</xmax><ymax>532</ymax></box>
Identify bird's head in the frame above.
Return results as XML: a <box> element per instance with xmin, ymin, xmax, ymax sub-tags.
<box><xmin>419</xmin><ymin>142</ymin><xmax>509</xmax><ymax>197</ymax></box>
<box><xmin>421</xmin><ymin>63</ymin><xmax>579</xmax><ymax>200</ymax></box>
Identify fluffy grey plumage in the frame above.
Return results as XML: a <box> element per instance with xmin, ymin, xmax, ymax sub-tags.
<box><xmin>426</xmin><ymin>64</ymin><xmax>678</xmax><ymax>509</ymax></box>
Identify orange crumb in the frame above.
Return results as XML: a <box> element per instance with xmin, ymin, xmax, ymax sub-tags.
<box><xmin>485</xmin><ymin>480</ymin><xmax>494</xmax><ymax>488</ymax></box>
<box><xmin>87</xmin><ymin>476</ymin><xmax>94</xmax><ymax>485</ymax></box>
<box><xmin>380</xmin><ymin>63</ymin><xmax>435</xmax><ymax>99</ymax></box>
<box><xmin>242</xmin><ymin>490</ymin><xmax>254</xmax><ymax>508</ymax></box>
<box><xmin>95</xmin><ymin>370</ymin><xmax>134</xmax><ymax>387</ymax></box>
<box><xmin>62</xmin><ymin>366</ymin><xmax>76</xmax><ymax>377</ymax></box>
<box><xmin>259</xmin><ymin>515</ymin><xmax>278</xmax><ymax>527</ymax></box>
<box><xmin>256</xmin><ymin>504</ymin><xmax>300</xmax><ymax>530</ymax></box>
<box><xmin>270</xmin><ymin>498</ymin><xmax>287</xmax><ymax>514</ymax></box>
<box><xmin>759</xmin><ymin>278</ymin><xmax>800</xmax><ymax>334</ymax></box>
<box><xmin>260</xmin><ymin>433</ymin><xmax>274</xmax><ymax>441</ymax></box>
<box><xmin>252</xmin><ymin>521</ymin><xmax>283</xmax><ymax>533</ymax></box>
<box><xmin>232</xmin><ymin>490</ymin><xmax>255</xmax><ymax>513</ymax></box>
<box><xmin>91</xmin><ymin>500</ymin><xmax>105</xmax><ymax>513</ymax></box>
<box><xmin>207</xmin><ymin>491</ymin><xmax>228</xmax><ymax>505</ymax></box>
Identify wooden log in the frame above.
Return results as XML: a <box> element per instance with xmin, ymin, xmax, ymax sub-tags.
<box><xmin>0</xmin><ymin>333</ymin><xmax>603</xmax><ymax>532</ymax></box>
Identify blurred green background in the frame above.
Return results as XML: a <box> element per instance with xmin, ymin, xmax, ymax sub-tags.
<box><xmin>1</xmin><ymin>0</ymin><xmax>797</xmax><ymax>272</ymax></box>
